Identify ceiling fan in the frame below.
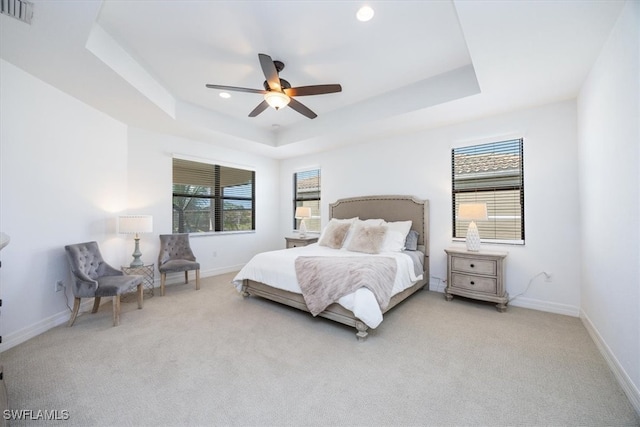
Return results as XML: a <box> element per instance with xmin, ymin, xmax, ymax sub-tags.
<box><xmin>206</xmin><ymin>53</ymin><xmax>342</xmax><ymax>119</ymax></box>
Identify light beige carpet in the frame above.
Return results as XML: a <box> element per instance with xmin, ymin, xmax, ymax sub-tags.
<box><xmin>1</xmin><ymin>272</ymin><xmax>638</xmax><ymax>426</ymax></box>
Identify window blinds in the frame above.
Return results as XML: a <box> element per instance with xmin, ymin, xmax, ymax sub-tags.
<box><xmin>452</xmin><ymin>139</ymin><xmax>524</xmax><ymax>242</ymax></box>
<box><xmin>172</xmin><ymin>158</ymin><xmax>255</xmax><ymax>233</ymax></box>
<box><xmin>294</xmin><ymin>169</ymin><xmax>321</xmax><ymax>232</ymax></box>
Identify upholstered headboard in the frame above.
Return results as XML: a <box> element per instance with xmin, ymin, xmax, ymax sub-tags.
<box><xmin>329</xmin><ymin>195</ymin><xmax>429</xmax><ymax>256</ymax></box>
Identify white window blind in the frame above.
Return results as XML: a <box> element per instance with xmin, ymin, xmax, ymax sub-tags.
<box><xmin>452</xmin><ymin>139</ymin><xmax>524</xmax><ymax>242</ymax></box>
<box><xmin>293</xmin><ymin>169</ymin><xmax>321</xmax><ymax>232</ymax></box>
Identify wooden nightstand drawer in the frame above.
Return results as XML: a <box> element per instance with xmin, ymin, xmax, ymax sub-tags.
<box><xmin>451</xmin><ymin>256</ymin><xmax>496</xmax><ymax>276</ymax></box>
<box><xmin>285</xmin><ymin>236</ymin><xmax>318</xmax><ymax>248</ymax></box>
<box><xmin>451</xmin><ymin>273</ymin><xmax>497</xmax><ymax>294</ymax></box>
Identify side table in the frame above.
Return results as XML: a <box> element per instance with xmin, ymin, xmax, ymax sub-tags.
<box><xmin>444</xmin><ymin>248</ymin><xmax>508</xmax><ymax>312</ymax></box>
<box><xmin>121</xmin><ymin>263</ymin><xmax>155</xmax><ymax>298</ymax></box>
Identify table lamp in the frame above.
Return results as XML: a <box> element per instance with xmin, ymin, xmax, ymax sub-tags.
<box><xmin>118</xmin><ymin>215</ymin><xmax>153</xmax><ymax>267</ymax></box>
<box><xmin>458</xmin><ymin>203</ymin><xmax>487</xmax><ymax>252</ymax></box>
<box><xmin>295</xmin><ymin>207</ymin><xmax>312</xmax><ymax>238</ymax></box>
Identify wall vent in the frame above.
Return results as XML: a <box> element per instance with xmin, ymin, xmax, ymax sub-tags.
<box><xmin>1</xmin><ymin>0</ymin><xmax>33</xmax><ymax>24</ymax></box>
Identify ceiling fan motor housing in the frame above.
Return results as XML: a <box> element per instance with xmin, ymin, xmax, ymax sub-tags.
<box><xmin>263</xmin><ymin>78</ymin><xmax>291</xmax><ymax>92</ymax></box>
<box><xmin>273</xmin><ymin>60</ymin><xmax>285</xmax><ymax>72</ymax></box>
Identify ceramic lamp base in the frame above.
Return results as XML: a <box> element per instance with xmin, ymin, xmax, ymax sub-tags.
<box><xmin>130</xmin><ymin>236</ymin><xmax>144</xmax><ymax>267</ymax></box>
<box><xmin>465</xmin><ymin>221</ymin><xmax>481</xmax><ymax>252</ymax></box>
<box><xmin>299</xmin><ymin>219</ymin><xmax>307</xmax><ymax>238</ymax></box>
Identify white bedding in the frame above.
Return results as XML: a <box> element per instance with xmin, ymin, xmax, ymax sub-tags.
<box><xmin>232</xmin><ymin>243</ymin><xmax>423</xmax><ymax>329</ymax></box>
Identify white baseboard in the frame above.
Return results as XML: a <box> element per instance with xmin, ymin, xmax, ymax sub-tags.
<box><xmin>508</xmin><ymin>296</ymin><xmax>580</xmax><ymax>317</ymax></box>
<box><xmin>429</xmin><ymin>286</ymin><xmax>581</xmax><ymax>317</ymax></box>
<box><xmin>0</xmin><ymin>299</ymin><xmax>94</xmax><ymax>352</ymax></box>
<box><xmin>580</xmin><ymin>310</ymin><xmax>640</xmax><ymax>416</ymax></box>
<box><xmin>159</xmin><ymin>265</ymin><xmax>241</xmax><ymax>286</ymax></box>
<box><xmin>0</xmin><ymin>267</ymin><xmax>243</xmax><ymax>352</ymax></box>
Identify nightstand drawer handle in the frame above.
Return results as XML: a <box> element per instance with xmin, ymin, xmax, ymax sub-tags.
<box><xmin>470</xmin><ymin>263</ymin><xmax>475</xmax><ymax>268</ymax></box>
<box><xmin>470</xmin><ymin>281</ymin><xmax>475</xmax><ymax>285</ymax></box>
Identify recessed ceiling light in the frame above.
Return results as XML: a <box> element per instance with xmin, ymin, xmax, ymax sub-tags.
<box><xmin>219</xmin><ymin>92</ymin><xmax>231</xmax><ymax>99</ymax></box>
<box><xmin>356</xmin><ymin>5</ymin><xmax>374</xmax><ymax>22</ymax></box>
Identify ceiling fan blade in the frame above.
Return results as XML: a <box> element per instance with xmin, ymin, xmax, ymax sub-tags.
<box><xmin>205</xmin><ymin>84</ymin><xmax>266</xmax><ymax>94</ymax></box>
<box><xmin>284</xmin><ymin>84</ymin><xmax>342</xmax><ymax>97</ymax></box>
<box><xmin>288</xmin><ymin>98</ymin><xmax>317</xmax><ymax>119</ymax></box>
<box><xmin>248</xmin><ymin>100</ymin><xmax>269</xmax><ymax>117</ymax></box>
<box><xmin>258</xmin><ymin>53</ymin><xmax>282</xmax><ymax>91</ymax></box>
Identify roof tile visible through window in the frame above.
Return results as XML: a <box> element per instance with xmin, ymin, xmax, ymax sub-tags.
<box><xmin>454</xmin><ymin>153</ymin><xmax>521</xmax><ymax>175</ymax></box>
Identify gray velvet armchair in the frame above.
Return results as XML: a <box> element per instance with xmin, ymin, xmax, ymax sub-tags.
<box><xmin>158</xmin><ymin>233</ymin><xmax>200</xmax><ymax>296</ymax></box>
<box><xmin>64</xmin><ymin>241</ymin><xmax>143</xmax><ymax>327</ymax></box>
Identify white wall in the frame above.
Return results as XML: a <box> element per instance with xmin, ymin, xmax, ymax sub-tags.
<box><xmin>125</xmin><ymin>126</ymin><xmax>281</xmax><ymax>278</ymax></box>
<box><xmin>0</xmin><ymin>59</ymin><xmax>129</xmax><ymax>348</ymax></box>
<box><xmin>0</xmin><ymin>60</ymin><xmax>282</xmax><ymax>350</ymax></box>
<box><xmin>577</xmin><ymin>0</ymin><xmax>639</xmax><ymax>411</ymax></box>
<box><xmin>280</xmin><ymin>100</ymin><xmax>582</xmax><ymax>315</ymax></box>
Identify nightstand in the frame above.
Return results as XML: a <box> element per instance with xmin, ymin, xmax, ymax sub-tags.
<box><xmin>445</xmin><ymin>248</ymin><xmax>508</xmax><ymax>312</ymax></box>
<box><xmin>285</xmin><ymin>236</ymin><xmax>319</xmax><ymax>248</ymax></box>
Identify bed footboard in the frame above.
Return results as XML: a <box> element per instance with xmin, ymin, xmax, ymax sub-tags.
<box><xmin>241</xmin><ymin>277</ymin><xmax>427</xmax><ymax>341</ymax></box>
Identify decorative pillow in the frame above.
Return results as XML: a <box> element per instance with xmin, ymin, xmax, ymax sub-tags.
<box><xmin>318</xmin><ymin>217</ymin><xmax>356</xmax><ymax>243</ymax></box>
<box><xmin>341</xmin><ymin>218</ymin><xmax>385</xmax><ymax>249</ymax></box>
<box><xmin>345</xmin><ymin>223</ymin><xmax>388</xmax><ymax>254</ymax></box>
<box><xmin>404</xmin><ymin>230</ymin><xmax>419</xmax><ymax>251</ymax></box>
<box><xmin>318</xmin><ymin>220</ymin><xmax>354</xmax><ymax>249</ymax></box>
<box><xmin>381</xmin><ymin>220</ymin><xmax>413</xmax><ymax>252</ymax></box>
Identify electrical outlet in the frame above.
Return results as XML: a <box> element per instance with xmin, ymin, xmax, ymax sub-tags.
<box><xmin>544</xmin><ymin>272</ymin><xmax>553</xmax><ymax>283</ymax></box>
<box><xmin>55</xmin><ymin>280</ymin><xmax>64</xmax><ymax>292</ymax></box>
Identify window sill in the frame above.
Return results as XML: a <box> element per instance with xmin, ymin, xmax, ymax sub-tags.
<box><xmin>189</xmin><ymin>230</ymin><xmax>256</xmax><ymax>237</ymax></box>
<box><xmin>452</xmin><ymin>237</ymin><xmax>524</xmax><ymax>246</ymax></box>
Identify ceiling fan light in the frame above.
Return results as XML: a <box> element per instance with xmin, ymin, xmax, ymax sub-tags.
<box><xmin>264</xmin><ymin>91</ymin><xmax>290</xmax><ymax>110</ymax></box>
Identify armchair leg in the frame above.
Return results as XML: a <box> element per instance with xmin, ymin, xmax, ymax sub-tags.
<box><xmin>184</xmin><ymin>271</ymin><xmax>189</xmax><ymax>284</ymax></box>
<box><xmin>68</xmin><ymin>297</ymin><xmax>81</xmax><ymax>327</ymax></box>
<box><xmin>160</xmin><ymin>272</ymin><xmax>166</xmax><ymax>296</ymax></box>
<box><xmin>113</xmin><ymin>295</ymin><xmax>121</xmax><ymax>327</ymax></box>
<box><xmin>137</xmin><ymin>283</ymin><xmax>143</xmax><ymax>309</ymax></box>
<box><xmin>92</xmin><ymin>297</ymin><xmax>101</xmax><ymax>313</ymax></box>
<box><xmin>196</xmin><ymin>269</ymin><xmax>200</xmax><ymax>290</ymax></box>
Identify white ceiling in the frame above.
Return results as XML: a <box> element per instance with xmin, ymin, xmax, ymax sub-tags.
<box><xmin>0</xmin><ymin>0</ymin><xmax>625</xmax><ymax>159</ymax></box>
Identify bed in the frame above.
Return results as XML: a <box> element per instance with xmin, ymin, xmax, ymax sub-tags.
<box><xmin>232</xmin><ymin>195</ymin><xmax>430</xmax><ymax>340</ymax></box>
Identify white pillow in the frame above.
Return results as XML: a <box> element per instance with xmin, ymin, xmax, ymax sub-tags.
<box><xmin>381</xmin><ymin>220</ymin><xmax>413</xmax><ymax>252</ymax></box>
<box><xmin>341</xmin><ymin>218</ymin><xmax>385</xmax><ymax>249</ymax></box>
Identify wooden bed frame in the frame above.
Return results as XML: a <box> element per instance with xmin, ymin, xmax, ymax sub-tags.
<box><xmin>241</xmin><ymin>195</ymin><xmax>430</xmax><ymax>340</ymax></box>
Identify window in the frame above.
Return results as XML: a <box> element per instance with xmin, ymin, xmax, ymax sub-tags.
<box><xmin>172</xmin><ymin>158</ymin><xmax>255</xmax><ymax>233</ymax></box>
<box><xmin>293</xmin><ymin>169</ymin><xmax>321</xmax><ymax>232</ymax></box>
<box><xmin>452</xmin><ymin>138</ymin><xmax>524</xmax><ymax>243</ymax></box>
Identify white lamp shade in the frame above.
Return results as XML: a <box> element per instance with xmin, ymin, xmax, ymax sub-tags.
<box><xmin>458</xmin><ymin>203</ymin><xmax>488</xmax><ymax>221</ymax></box>
<box><xmin>295</xmin><ymin>207</ymin><xmax>312</xmax><ymax>219</ymax></box>
<box><xmin>118</xmin><ymin>215</ymin><xmax>153</xmax><ymax>234</ymax></box>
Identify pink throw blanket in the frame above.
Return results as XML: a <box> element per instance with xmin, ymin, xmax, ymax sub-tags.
<box><xmin>294</xmin><ymin>256</ymin><xmax>397</xmax><ymax>316</ymax></box>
